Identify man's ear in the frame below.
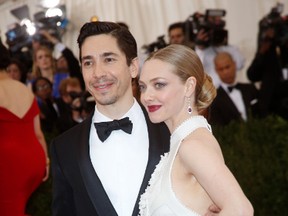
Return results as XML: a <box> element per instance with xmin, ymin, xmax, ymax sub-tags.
<box><xmin>130</xmin><ymin>57</ymin><xmax>139</xmax><ymax>79</ymax></box>
<box><xmin>185</xmin><ymin>76</ymin><xmax>197</xmax><ymax>97</ymax></box>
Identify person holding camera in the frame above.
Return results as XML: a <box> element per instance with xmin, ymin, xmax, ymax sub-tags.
<box><xmin>168</xmin><ymin>22</ymin><xmax>186</xmax><ymax>45</ymax></box>
<box><xmin>57</xmin><ymin>77</ymin><xmax>91</xmax><ymax>132</ymax></box>
<box><xmin>247</xmin><ymin>6</ymin><xmax>288</xmax><ymax>119</ymax></box>
<box><xmin>192</xmin><ymin>10</ymin><xmax>245</xmax><ymax>88</ymax></box>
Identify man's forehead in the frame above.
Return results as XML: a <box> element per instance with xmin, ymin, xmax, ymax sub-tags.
<box><xmin>81</xmin><ymin>35</ymin><xmax>120</xmax><ymax>56</ymax></box>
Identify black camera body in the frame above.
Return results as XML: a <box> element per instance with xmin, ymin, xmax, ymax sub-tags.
<box><xmin>259</xmin><ymin>3</ymin><xmax>288</xmax><ymax>46</ymax></box>
<box><xmin>5</xmin><ymin>23</ymin><xmax>32</xmax><ymax>53</ymax></box>
<box><xmin>69</xmin><ymin>91</ymin><xmax>95</xmax><ymax>114</ymax></box>
<box><xmin>185</xmin><ymin>9</ymin><xmax>228</xmax><ymax>47</ymax></box>
<box><xmin>5</xmin><ymin>13</ymin><xmax>66</xmax><ymax>53</ymax></box>
<box><xmin>142</xmin><ymin>35</ymin><xmax>167</xmax><ymax>54</ymax></box>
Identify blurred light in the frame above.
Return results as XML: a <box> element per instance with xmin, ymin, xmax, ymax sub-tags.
<box><xmin>40</xmin><ymin>0</ymin><xmax>60</xmax><ymax>8</ymax></box>
<box><xmin>90</xmin><ymin>16</ymin><xmax>99</xmax><ymax>22</ymax></box>
<box><xmin>46</xmin><ymin>7</ymin><xmax>63</xmax><ymax>17</ymax></box>
<box><xmin>20</xmin><ymin>18</ymin><xmax>36</xmax><ymax>35</ymax></box>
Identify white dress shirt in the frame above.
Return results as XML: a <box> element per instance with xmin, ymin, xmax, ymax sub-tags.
<box><xmin>89</xmin><ymin>99</ymin><xmax>149</xmax><ymax>216</ymax></box>
<box><xmin>222</xmin><ymin>83</ymin><xmax>247</xmax><ymax>121</ymax></box>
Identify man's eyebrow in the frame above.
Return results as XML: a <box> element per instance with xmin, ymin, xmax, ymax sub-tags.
<box><xmin>81</xmin><ymin>52</ymin><xmax>119</xmax><ymax>61</ymax></box>
<box><xmin>102</xmin><ymin>52</ymin><xmax>119</xmax><ymax>58</ymax></box>
<box><xmin>81</xmin><ymin>55</ymin><xmax>93</xmax><ymax>62</ymax></box>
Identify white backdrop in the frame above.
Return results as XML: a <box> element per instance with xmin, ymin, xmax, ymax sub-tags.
<box><xmin>0</xmin><ymin>0</ymin><xmax>287</xmax><ymax>82</ymax></box>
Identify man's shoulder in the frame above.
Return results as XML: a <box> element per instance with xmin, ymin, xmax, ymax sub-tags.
<box><xmin>237</xmin><ymin>82</ymin><xmax>258</xmax><ymax>91</ymax></box>
<box><xmin>53</xmin><ymin>117</ymin><xmax>90</xmax><ymax>143</ymax></box>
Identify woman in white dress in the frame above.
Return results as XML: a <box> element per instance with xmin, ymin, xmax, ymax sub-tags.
<box><xmin>138</xmin><ymin>44</ymin><xmax>253</xmax><ymax>216</ymax></box>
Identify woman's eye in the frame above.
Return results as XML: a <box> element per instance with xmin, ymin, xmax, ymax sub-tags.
<box><xmin>138</xmin><ymin>84</ymin><xmax>145</xmax><ymax>92</ymax></box>
<box><xmin>155</xmin><ymin>82</ymin><xmax>166</xmax><ymax>89</ymax></box>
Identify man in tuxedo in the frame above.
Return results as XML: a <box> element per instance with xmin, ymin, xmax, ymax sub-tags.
<box><xmin>49</xmin><ymin>21</ymin><xmax>171</xmax><ymax>216</ymax></box>
<box><xmin>51</xmin><ymin>21</ymin><xmax>221</xmax><ymax>216</ymax></box>
<box><xmin>209</xmin><ymin>52</ymin><xmax>259</xmax><ymax>126</ymax></box>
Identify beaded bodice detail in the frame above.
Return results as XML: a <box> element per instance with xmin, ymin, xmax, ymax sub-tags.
<box><xmin>138</xmin><ymin>115</ymin><xmax>212</xmax><ymax>216</ymax></box>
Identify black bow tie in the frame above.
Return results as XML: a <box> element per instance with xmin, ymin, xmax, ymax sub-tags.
<box><xmin>94</xmin><ymin>117</ymin><xmax>133</xmax><ymax>142</ymax></box>
<box><xmin>228</xmin><ymin>84</ymin><xmax>239</xmax><ymax>92</ymax></box>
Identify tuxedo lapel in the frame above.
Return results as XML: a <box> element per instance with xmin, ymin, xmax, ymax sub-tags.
<box><xmin>76</xmin><ymin>107</ymin><xmax>169</xmax><ymax>216</ymax></box>
<box><xmin>218</xmin><ymin>87</ymin><xmax>240</xmax><ymax>115</ymax></box>
<box><xmin>77</xmin><ymin>111</ymin><xmax>118</xmax><ymax>216</ymax></box>
<box><xmin>131</xmin><ymin>106</ymin><xmax>170</xmax><ymax>216</ymax></box>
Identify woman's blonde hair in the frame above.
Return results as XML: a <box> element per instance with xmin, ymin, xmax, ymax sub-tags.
<box><xmin>32</xmin><ymin>45</ymin><xmax>56</xmax><ymax>77</ymax></box>
<box><xmin>146</xmin><ymin>44</ymin><xmax>217</xmax><ymax>114</ymax></box>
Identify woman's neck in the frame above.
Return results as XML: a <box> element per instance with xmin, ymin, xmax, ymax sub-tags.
<box><xmin>41</xmin><ymin>68</ymin><xmax>54</xmax><ymax>82</ymax></box>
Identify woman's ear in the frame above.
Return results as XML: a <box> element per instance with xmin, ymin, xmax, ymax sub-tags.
<box><xmin>185</xmin><ymin>76</ymin><xmax>197</xmax><ymax>97</ymax></box>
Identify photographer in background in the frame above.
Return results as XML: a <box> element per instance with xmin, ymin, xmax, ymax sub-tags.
<box><xmin>187</xmin><ymin>9</ymin><xmax>245</xmax><ymax>88</ymax></box>
<box><xmin>168</xmin><ymin>21</ymin><xmax>195</xmax><ymax>49</ymax></box>
<box><xmin>57</xmin><ymin>77</ymin><xmax>95</xmax><ymax>132</ymax></box>
<box><xmin>247</xmin><ymin>3</ymin><xmax>288</xmax><ymax>119</ymax></box>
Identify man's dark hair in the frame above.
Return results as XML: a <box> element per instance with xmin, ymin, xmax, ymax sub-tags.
<box><xmin>168</xmin><ymin>22</ymin><xmax>185</xmax><ymax>34</ymax></box>
<box><xmin>77</xmin><ymin>21</ymin><xmax>137</xmax><ymax>66</ymax></box>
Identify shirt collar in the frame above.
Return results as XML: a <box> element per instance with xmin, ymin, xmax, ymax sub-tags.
<box><xmin>92</xmin><ymin>98</ymin><xmax>141</xmax><ymax>124</ymax></box>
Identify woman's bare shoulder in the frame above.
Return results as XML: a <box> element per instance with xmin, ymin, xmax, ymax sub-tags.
<box><xmin>178</xmin><ymin>128</ymin><xmax>223</xmax><ymax>163</ymax></box>
<box><xmin>0</xmin><ymin>79</ymin><xmax>34</xmax><ymax>115</ymax></box>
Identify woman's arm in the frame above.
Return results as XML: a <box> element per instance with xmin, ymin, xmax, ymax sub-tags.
<box><xmin>179</xmin><ymin>128</ymin><xmax>253</xmax><ymax>216</ymax></box>
<box><xmin>34</xmin><ymin>114</ymin><xmax>50</xmax><ymax>181</ymax></box>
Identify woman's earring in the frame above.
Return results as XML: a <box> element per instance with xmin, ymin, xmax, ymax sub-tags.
<box><xmin>187</xmin><ymin>97</ymin><xmax>192</xmax><ymax>114</ymax></box>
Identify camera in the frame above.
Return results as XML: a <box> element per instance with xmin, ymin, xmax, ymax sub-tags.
<box><xmin>259</xmin><ymin>3</ymin><xmax>288</xmax><ymax>45</ymax></box>
<box><xmin>5</xmin><ymin>23</ymin><xmax>32</xmax><ymax>53</ymax></box>
<box><xmin>5</xmin><ymin>10</ymin><xmax>67</xmax><ymax>53</ymax></box>
<box><xmin>142</xmin><ymin>35</ymin><xmax>168</xmax><ymax>54</ymax></box>
<box><xmin>69</xmin><ymin>91</ymin><xmax>95</xmax><ymax>115</ymax></box>
<box><xmin>185</xmin><ymin>9</ymin><xmax>228</xmax><ymax>47</ymax></box>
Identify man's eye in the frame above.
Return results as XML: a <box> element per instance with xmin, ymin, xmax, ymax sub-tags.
<box><xmin>105</xmin><ymin>57</ymin><xmax>115</xmax><ymax>63</ymax></box>
<box><xmin>83</xmin><ymin>61</ymin><xmax>93</xmax><ymax>67</ymax></box>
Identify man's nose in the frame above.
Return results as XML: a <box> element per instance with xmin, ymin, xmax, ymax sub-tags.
<box><xmin>92</xmin><ymin>62</ymin><xmax>105</xmax><ymax>77</ymax></box>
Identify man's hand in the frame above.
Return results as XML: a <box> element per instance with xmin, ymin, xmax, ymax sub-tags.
<box><xmin>195</xmin><ymin>29</ymin><xmax>209</xmax><ymax>50</ymax></box>
<box><xmin>39</xmin><ymin>29</ymin><xmax>59</xmax><ymax>44</ymax></box>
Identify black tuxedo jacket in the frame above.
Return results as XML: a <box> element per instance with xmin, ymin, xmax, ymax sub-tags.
<box><xmin>50</xmin><ymin>107</ymin><xmax>170</xmax><ymax>216</ymax></box>
<box><xmin>209</xmin><ymin>83</ymin><xmax>259</xmax><ymax>126</ymax></box>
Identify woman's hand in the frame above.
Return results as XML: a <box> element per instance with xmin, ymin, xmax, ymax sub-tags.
<box><xmin>42</xmin><ymin>158</ymin><xmax>50</xmax><ymax>182</ymax></box>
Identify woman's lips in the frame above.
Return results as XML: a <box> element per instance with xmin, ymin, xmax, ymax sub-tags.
<box><xmin>148</xmin><ymin>105</ymin><xmax>161</xmax><ymax>112</ymax></box>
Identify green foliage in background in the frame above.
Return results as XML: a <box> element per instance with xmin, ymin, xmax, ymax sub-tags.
<box><xmin>26</xmin><ymin>115</ymin><xmax>288</xmax><ymax>216</ymax></box>
<box><xmin>213</xmin><ymin>115</ymin><xmax>288</xmax><ymax>215</ymax></box>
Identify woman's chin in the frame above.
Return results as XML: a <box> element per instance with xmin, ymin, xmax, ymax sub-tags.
<box><xmin>148</xmin><ymin>115</ymin><xmax>162</xmax><ymax>124</ymax></box>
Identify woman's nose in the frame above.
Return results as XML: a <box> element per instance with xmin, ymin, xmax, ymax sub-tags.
<box><xmin>141</xmin><ymin>88</ymin><xmax>154</xmax><ymax>102</ymax></box>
